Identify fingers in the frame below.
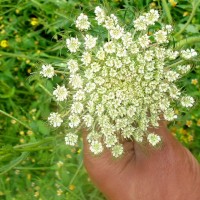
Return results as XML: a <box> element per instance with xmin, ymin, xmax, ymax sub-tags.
<box><xmin>82</xmin><ymin>119</ymin><xmax>182</xmax><ymax>165</ymax></box>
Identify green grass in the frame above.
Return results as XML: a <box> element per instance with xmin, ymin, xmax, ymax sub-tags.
<box><xmin>0</xmin><ymin>0</ymin><xmax>200</xmax><ymax>199</ymax></box>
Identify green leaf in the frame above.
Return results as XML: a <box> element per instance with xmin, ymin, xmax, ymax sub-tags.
<box><xmin>0</xmin><ymin>152</ymin><xmax>29</xmax><ymax>175</ymax></box>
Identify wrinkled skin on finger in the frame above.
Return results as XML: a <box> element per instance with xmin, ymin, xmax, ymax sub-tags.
<box><xmin>83</xmin><ymin>121</ymin><xmax>200</xmax><ymax>200</ymax></box>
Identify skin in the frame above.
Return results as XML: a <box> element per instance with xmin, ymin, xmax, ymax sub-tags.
<box><xmin>83</xmin><ymin>121</ymin><xmax>200</xmax><ymax>200</ymax></box>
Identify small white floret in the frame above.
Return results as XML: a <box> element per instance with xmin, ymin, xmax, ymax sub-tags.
<box><xmin>48</xmin><ymin>112</ymin><xmax>63</xmax><ymax>127</ymax></box>
<box><xmin>181</xmin><ymin>96</ymin><xmax>194</xmax><ymax>108</ymax></box>
<box><xmin>40</xmin><ymin>64</ymin><xmax>55</xmax><ymax>78</ymax></box>
<box><xmin>53</xmin><ymin>85</ymin><xmax>69</xmax><ymax>101</ymax></box>
<box><xmin>66</xmin><ymin>37</ymin><xmax>80</xmax><ymax>53</ymax></box>
<box><xmin>65</xmin><ymin>133</ymin><xmax>78</xmax><ymax>146</ymax></box>
<box><xmin>147</xmin><ymin>133</ymin><xmax>161</xmax><ymax>146</ymax></box>
<box><xmin>75</xmin><ymin>13</ymin><xmax>90</xmax><ymax>31</ymax></box>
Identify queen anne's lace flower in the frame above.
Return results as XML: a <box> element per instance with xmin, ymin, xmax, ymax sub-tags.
<box><xmin>154</xmin><ymin>30</ymin><xmax>168</xmax><ymax>44</ymax></box>
<box><xmin>94</xmin><ymin>6</ymin><xmax>106</xmax><ymax>24</ymax></box>
<box><xmin>40</xmin><ymin>64</ymin><xmax>54</xmax><ymax>78</ymax></box>
<box><xmin>53</xmin><ymin>85</ymin><xmax>69</xmax><ymax>101</ymax></box>
<box><xmin>111</xmin><ymin>144</ymin><xmax>123</xmax><ymax>158</ymax></box>
<box><xmin>109</xmin><ymin>25</ymin><xmax>124</xmax><ymax>40</ymax></box>
<box><xmin>48</xmin><ymin>112</ymin><xmax>63</xmax><ymax>127</ymax></box>
<box><xmin>67</xmin><ymin>59</ymin><xmax>79</xmax><ymax>74</ymax></box>
<box><xmin>181</xmin><ymin>96</ymin><xmax>194</xmax><ymax>108</ymax></box>
<box><xmin>75</xmin><ymin>13</ymin><xmax>90</xmax><ymax>31</ymax></box>
<box><xmin>90</xmin><ymin>141</ymin><xmax>104</xmax><ymax>154</ymax></box>
<box><xmin>181</xmin><ymin>49</ymin><xmax>197</xmax><ymax>59</ymax></box>
<box><xmin>44</xmin><ymin>8</ymin><xmax>197</xmax><ymax>158</ymax></box>
<box><xmin>66</xmin><ymin>37</ymin><xmax>80</xmax><ymax>53</ymax></box>
<box><xmin>147</xmin><ymin>133</ymin><xmax>161</xmax><ymax>146</ymax></box>
<box><xmin>65</xmin><ymin>133</ymin><xmax>78</xmax><ymax>146</ymax></box>
<box><xmin>84</xmin><ymin>34</ymin><xmax>97</xmax><ymax>49</ymax></box>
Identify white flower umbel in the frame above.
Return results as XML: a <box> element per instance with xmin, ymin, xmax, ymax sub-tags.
<box><xmin>111</xmin><ymin>144</ymin><xmax>123</xmax><ymax>158</ymax></box>
<box><xmin>67</xmin><ymin>59</ymin><xmax>79</xmax><ymax>74</ymax></box>
<box><xmin>40</xmin><ymin>64</ymin><xmax>55</xmax><ymax>78</ymax></box>
<box><xmin>154</xmin><ymin>30</ymin><xmax>168</xmax><ymax>44</ymax></box>
<box><xmin>84</xmin><ymin>34</ymin><xmax>97</xmax><ymax>49</ymax></box>
<box><xmin>90</xmin><ymin>141</ymin><xmax>104</xmax><ymax>155</ymax></box>
<box><xmin>48</xmin><ymin>112</ymin><xmax>63</xmax><ymax>127</ymax></box>
<box><xmin>75</xmin><ymin>13</ymin><xmax>90</xmax><ymax>31</ymax></box>
<box><xmin>181</xmin><ymin>49</ymin><xmax>197</xmax><ymax>59</ymax></box>
<box><xmin>65</xmin><ymin>133</ymin><xmax>78</xmax><ymax>146</ymax></box>
<box><xmin>147</xmin><ymin>133</ymin><xmax>161</xmax><ymax>146</ymax></box>
<box><xmin>181</xmin><ymin>96</ymin><xmax>194</xmax><ymax>108</ymax></box>
<box><xmin>66</xmin><ymin>37</ymin><xmax>80</xmax><ymax>53</ymax></box>
<box><xmin>53</xmin><ymin>85</ymin><xmax>69</xmax><ymax>101</ymax></box>
<box><xmin>94</xmin><ymin>6</ymin><xmax>105</xmax><ymax>25</ymax></box>
<box><xmin>43</xmin><ymin>7</ymin><xmax>197</xmax><ymax>158</ymax></box>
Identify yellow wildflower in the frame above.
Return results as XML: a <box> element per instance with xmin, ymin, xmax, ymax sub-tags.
<box><xmin>69</xmin><ymin>184</ymin><xmax>75</xmax><ymax>191</ymax></box>
<box><xmin>0</xmin><ymin>40</ymin><xmax>8</xmax><ymax>48</ymax></box>
<box><xmin>26</xmin><ymin>59</ymin><xmax>30</xmax><ymax>64</ymax></box>
<box><xmin>27</xmin><ymin>173</ymin><xmax>32</xmax><ymax>180</ymax></box>
<box><xmin>179</xmin><ymin>128</ymin><xmax>187</xmax><ymax>135</ymax></box>
<box><xmin>27</xmin><ymin>130</ymin><xmax>33</xmax><ymax>136</ymax></box>
<box><xmin>19</xmin><ymin>131</ymin><xmax>25</xmax><ymax>136</ymax></box>
<box><xmin>11</xmin><ymin>119</ymin><xmax>16</xmax><ymax>124</ymax></box>
<box><xmin>150</xmin><ymin>2</ymin><xmax>156</xmax><ymax>8</ymax></box>
<box><xmin>174</xmin><ymin>109</ymin><xmax>179</xmax><ymax>115</ymax></box>
<box><xmin>57</xmin><ymin>189</ymin><xmax>63</xmax><ymax>196</ymax></box>
<box><xmin>77</xmin><ymin>149</ymin><xmax>82</xmax><ymax>154</ymax></box>
<box><xmin>183</xmin><ymin>12</ymin><xmax>189</xmax><ymax>17</ymax></box>
<box><xmin>191</xmin><ymin>79</ymin><xmax>198</xmax><ymax>85</ymax></box>
<box><xmin>186</xmin><ymin>120</ymin><xmax>192</xmax><ymax>127</ymax></box>
<box><xmin>20</xmin><ymin>138</ymin><xmax>25</xmax><ymax>143</ymax></box>
<box><xmin>188</xmin><ymin>135</ymin><xmax>193</xmax><ymax>142</ymax></box>
<box><xmin>169</xmin><ymin>0</ymin><xmax>177</xmax><ymax>7</ymax></box>
<box><xmin>66</xmin><ymin>154</ymin><xmax>72</xmax><ymax>159</ymax></box>
<box><xmin>34</xmin><ymin>191</ymin><xmax>39</xmax><ymax>197</ymax></box>
<box><xmin>30</xmin><ymin>18</ymin><xmax>39</xmax><ymax>26</ymax></box>
<box><xmin>197</xmin><ymin>119</ymin><xmax>200</xmax><ymax>126</ymax></box>
<box><xmin>180</xmin><ymin>135</ymin><xmax>187</xmax><ymax>143</ymax></box>
<box><xmin>57</xmin><ymin>161</ymin><xmax>64</xmax><ymax>168</ymax></box>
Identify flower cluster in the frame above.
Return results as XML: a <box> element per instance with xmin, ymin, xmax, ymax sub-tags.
<box><xmin>40</xmin><ymin>7</ymin><xmax>197</xmax><ymax>157</ymax></box>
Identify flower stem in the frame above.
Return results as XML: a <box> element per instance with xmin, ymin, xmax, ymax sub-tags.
<box><xmin>166</xmin><ymin>60</ymin><xmax>185</xmax><ymax>68</ymax></box>
<box><xmin>38</xmin><ymin>83</ymin><xmax>52</xmax><ymax>96</ymax></box>
<box><xmin>175</xmin><ymin>0</ymin><xmax>200</xmax><ymax>37</ymax></box>
<box><xmin>175</xmin><ymin>36</ymin><xmax>200</xmax><ymax>49</ymax></box>
<box><xmin>0</xmin><ymin>152</ymin><xmax>29</xmax><ymax>175</ymax></box>
<box><xmin>69</xmin><ymin>160</ymin><xmax>83</xmax><ymax>185</ymax></box>
<box><xmin>0</xmin><ymin>109</ymin><xmax>31</xmax><ymax>130</ymax></box>
<box><xmin>14</xmin><ymin>166</ymin><xmax>54</xmax><ymax>170</ymax></box>
<box><xmin>161</xmin><ymin>0</ymin><xmax>173</xmax><ymax>24</ymax></box>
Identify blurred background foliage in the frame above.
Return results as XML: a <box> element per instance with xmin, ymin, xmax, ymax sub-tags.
<box><xmin>0</xmin><ymin>0</ymin><xmax>200</xmax><ymax>199</ymax></box>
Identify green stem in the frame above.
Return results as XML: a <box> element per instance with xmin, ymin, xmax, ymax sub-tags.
<box><xmin>38</xmin><ymin>83</ymin><xmax>52</xmax><ymax>96</ymax></box>
<box><xmin>166</xmin><ymin>60</ymin><xmax>185</xmax><ymax>68</ymax></box>
<box><xmin>0</xmin><ymin>110</ymin><xmax>30</xmax><ymax>130</ymax></box>
<box><xmin>69</xmin><ymin>160</ymin><xmax>83</xmax><ymax>185</ymax></box>
<box><xmin>13</xmin><ymin>137</ymin><xmax>54</xmax><ymax>150</ymax></box>
<box><xmin>175</xmin><ymin>36</ymin><xmax>200</xmax><ymax>49</ymax></box>
<box><xmin>14</xmin><ymin>166</ymin><xmax>55</xmax><ymax>170</ymax></box>
<box><xmin>162</xmin><ymin>0</ymin><xmax>173</xmax><ymax>24</ymax></box>
<box><xmin>175</xmin><ymin>0</ymin><xmax>200</xmax><ymax>37</ymax></box>
<box><xmin>37</xmin><ymin>83</ymin><xmax>64</xmax><ymax>109</ymax></box>
<box><xmin>55</xmin><ymin>70</ymin><xmax>69</xmax><ymax>74</ymax></box>
<box><xmin>13</xmin><ymin>135</ymin><xmax>64</xmax><ymax>151</ymax></box>
<box><xmin>0</xmin><ymin>51</ymin><xmax>65</xmax><ymax>62</ymax></box>
<box><xmin>0</xmin><ymin>152</ymin><xmax>29</xmax><ymax>175</ymax></box>
<box><xmin>15</xmin><ymin>146</ymin><xmax>53</xmax><ymax>152</ymax></box>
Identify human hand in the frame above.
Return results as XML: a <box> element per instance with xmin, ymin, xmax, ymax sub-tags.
<box><xmin>83</xmin><ymin>121</ymin><xmax>200</xmax><ymax>200</ymax></box>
